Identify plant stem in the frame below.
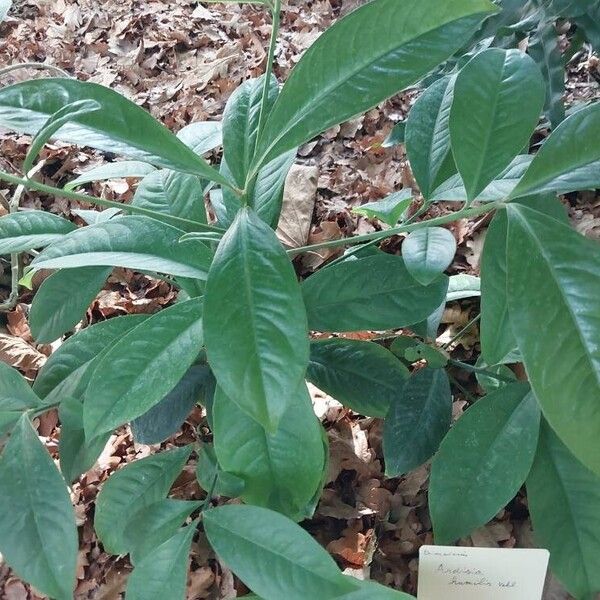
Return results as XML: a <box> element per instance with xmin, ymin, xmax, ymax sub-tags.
<box><xmin>442</xmin><ymin>313</ymin><xmax>481</xmax><ymax>350</ymax></box>
<box><xmin>448</xmin><ymin>359</ymin><xmax>515</xmax><ymax>383</ymax></box>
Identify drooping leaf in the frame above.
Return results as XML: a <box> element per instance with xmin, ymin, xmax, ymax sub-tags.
<box><xmin>204</xmin><ymin>207</ymin><xmax>308</xmax><ymax>431</ymax></box>
<box><xmin>449</xmin><ymin>48</ymin><xmax>545</xmax><ymax>200</ymax></box>
<box><xmin>176</xmin><ymin>120</ymin><xmax>222</xmax><ymax>155</ymax></box>
<box><xmin>302</xmin><ymin>253</ymin><xmax>448</xmax><ymax>332</ymax></box>
<box><xmin>0</xmin><ymin>363</ymin><xmax>43</xmax><ymax>436</ymax></box>
<box><xmin>64</xmin><ymin>160</ymin><xmax>156</xmax><ymax>190</ymax></box>
<box><xmin>94</xmin><ymin>445</ymin><xmax>191</xmax><ymax>555</ymax></box>
<box><xmin>0</xmin><ymin>416</ymin><xmax>77</xmax><ymax>600</ymax></box>
<box><xmin>383</xmin><ymin>368</ymin><xmax>451</xmax><ymax>476</ymax></box>
<box><xmin>352</xmin><ymin>189</ymin><xmax>412</xmax><ymax>227</ymax></box>
<box><xmin>430</xmin><ymin>384</ymin><xmax>540</xmax><ymax>543</ymax></box>
<box><xmin>527</xmin><ymin>422</ymin><xmax>600</xmax><ymax>599</ymax></box>
<box><xmin>402</xmin><ymin>227</ymin><xmax>456</xmax><ymax>285</ymax></box>
<box><xmin>307</xmin><ymin>338</ymin><xmax>409</xmax><ymax>418</ymax></box>
<box><xmin>84</xmin><ymin>298</ymin><xmax>204</xmax><ymax>438</ymax></box>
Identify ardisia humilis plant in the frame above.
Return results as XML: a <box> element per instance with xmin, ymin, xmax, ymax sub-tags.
<box><xmin>1</xmin><ymin>0</ymin><xmax>600</xmax><ymax>598</ymax></box>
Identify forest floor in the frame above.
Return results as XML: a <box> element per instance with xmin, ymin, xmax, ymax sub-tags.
<box><xmin>1</xmin><ymin>0</ymin><xmax>599</xmax><ymax>598</ymax></box>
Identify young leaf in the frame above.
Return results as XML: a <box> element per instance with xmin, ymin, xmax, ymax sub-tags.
<box><xmin>527</xmin><ymin>422</ymin><xmax>600</xmax><ymax>599</ymax></box>
<box><xmin>31</xmin><ymin>216</ymin><xmax>212</xmax><ymax>279</ymax></box>
<box><xmin>449</xmin><ymin>48</ymin><xmax>545</xmax><ymax>200</ymax></box>
<box><xmin>0</xmin><ymin>416</ymin><xmax>77</xmax><ymax>600</ymax></box>
<box><xmin>302</xmin><ymin>253</ymin><xmax>448</xmax><ymax>332</ymax></box>
<box><xmin>0</xmin><ymin>363</ymin><xmax>43</xmax><ymax>436</ymax></box>
<box><xmin>176</xmin><ymin>120</ymin><xmax>222</xmax><ymax>155</ymax></box>
<box><xmin>94</xmin><ymin>445</ymin><xmax>191</xmax><ymax>555</ymax></box>
<box><xmin>430</xmin><ymin>384</ymin><xmax>540</xmax><ymax>543</ymax></box>
<box><xmin>84</xmin><ymin>298</ymin><xmax>204</xmax><ymax>438</ymax></box>
<box><xmin>252</xmin><ymin>0</ymin><xmax>496</xmax><ymax>171</ymax></box>
<box><xmin>307</xmin><ymin>338</ymin><xmax>409</xmax><ymax>418</ymax></box>
<box><xmin>204</xmin><ymin>207</ymin><xmax>309</xmax><ymax>431</ymax></box>
<box><xmin>383</xmin><ymin>368</ymin><xmax>451</xmax><ymax>476</ymax></box>
<box><xmin>506</xmin><ymin>204</ymin><xmax>600</xmax><ymax>475</ymax></box>
<box><xmin>402</xmin><ymin>227</ymin><xmax>456</xmax><ymax>285</ymax></box>
<box><xmin>64</xmin><ymin>160</ymin><xmax>156</xmax><ymax>190</ymax></box>
<box><xmin>29</xmin><ymin>266</ymin><xmax>111</xmax><ymax>343</ymax></box>
<box><xmin>352</xmin><ymin>189</ymin><xmax>412</xmax><ymax>227</ymax></box>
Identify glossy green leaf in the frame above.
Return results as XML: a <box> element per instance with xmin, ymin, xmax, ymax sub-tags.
<box><xmin>0</xmin><ymin>415</ymin><xmax>77</xmax><ymax>600</ymax></box>
<box><xmin>252</xmin><ymin>0</ymin><xmax>496</xmax><ymax>171</ymax></box>
<box><xmin>506</xmin><ymin>203</ymin><xmax>600</xmax><ymax>474</ymax></box>
<box><xmin>84</xmin><ymin>298</ymin><xmax>204</xmax><ymax>438</ymax></box>
<box><xmin>307</xmin><ymin>338</ymin><xmax>409</xmax><ymax>418</ymax></box>
<box><xmin>94</xmin><ymin>445</ymin><xmax>191</xmax><ymax>555</ymax></box>
<box><xmin>196</xmin><ymin>443</ymin><xmax>245</xmax><ymax>498</ymax></box>
<box><xmin>511</xmin><ymin>103</ymin><xmax>600</xmax><ymax>198</ymax></box>
<box><xmin>204</xmin><ymin>207</ymin><xmax>308</xmax><ymax>431</ymax></box>
<box><xmin>527</xmin><ymin>422</ymin><xmax>600</xmax><ymax>599</ymax></box>
<box><xmin>0</xmin><ymin>363</ymin><xmax>43</xmax><ymax>436</ymax></box>
<box><xmin>402</xmin><ymin>227</ymin><xmax>456</xmax><ymax>285</ymax></box>
<box><xmin>450</xmin><ymin>48</ymin><xmax>545</xmax><ymax>200</ymax></box>
<box><xmin>0</xmin><ymin>210</ymin><xmax>76</xmax><ymax>254</ymax></box>
<box><xmin>31</xmin><ymin>216</ymin><xmax>212</xmax><ymax>279</ymax></box>
<box><xmin>352</xmin><ymin>189</ymin><xmax>412</xmax><ymax>227</ymax></box>
<box><xmin>176</xmin><ymin>120</ymin><xmax>222</xmax><ymax>155</ymax></box>
<box><xmin>446</xmin><ymin>273</ymin><xmax>480</xmax><ymax>301</ymax></box>
<box><xmin>125</xmin><ymin>523</ymin><xmax>196</xmax><ymax>600</ymax></box>
<box><xmin>0</xmin><ymin>78</ymin><xmax>230</xmax><ymax>186</ymax></box>
<box><xmin>213</xmin><ymin>384</ymin><xmax>325</xmax><ymax>521</ymax></box>
<box><xmin>430</xmin><ymin>384</ymin><xmax>539</xmax><ymax>543</ymax></box>
<box><xmin>130</xmin><ymin>365</ymin><xmax>213</xmax><ymax>445</ymax></box>
<box><xmin>64</xmin><ymin>160</ymin><xmax>156</xmax><ymax>190</ymax></box>
<box><xmin>29</xmin><ymin>266</ymin><xmax>111</xmax><ymax>343</ymax></box>
<box><xmin>302</xmin><ymin>253</ymin><xmax>448</xmax><ymax>332</ymax></box>
<box><xmin>383</xmin><ymin>368</ymin><xmax>451</xmax><ymax>476</ymax></box>
<box><xmin>405</xmin><ymin>76</ymin><xmax>456</xmax><ymax>199</ymax></box>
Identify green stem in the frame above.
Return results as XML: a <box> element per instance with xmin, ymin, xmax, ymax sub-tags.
<box><xmin>448</xmin><ymin>359</ymin><xmax>515</xmax><ymax>383</ymax></box>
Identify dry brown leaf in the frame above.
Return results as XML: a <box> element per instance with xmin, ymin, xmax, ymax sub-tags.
<box><xmin>0</xmin><ymin>332</ymin><xmax>46</xmax><ymax>378</ymax></box>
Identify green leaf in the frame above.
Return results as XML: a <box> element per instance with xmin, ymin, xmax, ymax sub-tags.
<box><xmin>84</xmin><ymin>298</ymin><xmax>204</xmax><ymax>438</ymax></box>
<box><xmin>382</xmin><ymin>121</ymin><xmax>405</xmax><ymax>148</ymax></box>
<box><xmin>506</xmin><ymin>203</ymin><xmax>600</xmax><ymax>475</ymax></box>
<box><xmin>338</xmin><ymin>581</ymin><xmax>415</xmax><ymax>599</ymax></box>
<box><xmin>196</xmin><ymin>443</ymin><xmax>245</xmax><ymax>498</ymax></box>
<box><xmin>0</xmin><ymin>78</ymin><xmax>230</xmax><ymax>186</ymax></box>
<box><xmin>403</xmin><ymin>343</ymin><xmax>448</xmax><ymax>367</ymax></box>
<box><xmin>94</xmin><ymin>444</ymin><xmax>191</xmax><ymax>555</ymax></box>
<box><xmin>352</xmin><ymin>189</ymin><xmax>412</xmax><ymax>227</ymax></box>
<box><xmin>0</xmin><ymin>415</ymin><xmax>77</xmax><ymax>600</ymax></box>
<box><xmin>58</xmin><ymin>396</ymin><xmax>111</xmax><ymax>483</ymax></box>
<box><xmin>430</xmin><ymin>384</ymin><xmax>540</xmax><ymax>543</ymax></box>
<box><xmin>203</xmin><ymin>504</ymin><xmax>358</xmax><ymax>599</ymax></box>
<box><xmin>383</xmin><ymin>368</ymin><xmax>451</xmax><ymax>476</ymax></box>
<box><xmin>252</xmin><ymin>0</ymin><xmax>496</xmax><ymax>171</ymax></box>
<box><xmin>0</xmin><ymin>0</ymin><xmax>11</xmax><ymax>21</ymax></box>
<box><xmin>204</xmin><ymin>207</ymin><xmax>308</xmax><ymax>431</ymax></box>
<box><xmin>0</xmin><ymin>210</ymin><xmax>76</xmax><ymax>254</ymax></box>
<box><xmin>527</xmin><ymin>421</ymin><xmax>600</xmax><ymax>599</ymax></box>
<box><xmin>212</xmin><ymin>384</ymin><xmax>325</xmax><ymax>521</ymax></box>
<box><xmin>405</xmin><ymin>76</ymin><xmax>456</xmax><ymax>199</ymax></box>
<box><xmin>125</xmin><ymin>523</ymin><xmax>197</xmax><ymax>600</ymax></box>
<box><xmin>130</xmin><ymin>365</ymin><xmax>213</xmax><ymax>445</ymax></box>
<box><xmin>307</xmin><ymin>338</ymin><xmax>409</xmax><ymax>418</ymax></box>
<box><xmin>64</xmin><ymin>160</ymin><xmax>156</xmax><ymax>190</ymax></box>
<box><xmin>0</xmin><ymin>363</ymin><xmax>43</xmax><ymax>436</ymax></box>
<box><xmin>302</xmin><ymin>253</ymin><xmax>448</xmax><ymax>332</ymax></box>
<box><xmin>176</xmin><ymin>120</ymin><xmax>222</xmax><ymax>155</ymax></box>
<box><xmin>71</xmin><ymin>207</ymin><xmax>122</xmax><ymax>225</ymax></box>
<box><xmin>402</xmin><ymin>227</ymin><xmax>456</xmax><ymax>285</ymax></box>
<box><xmin>449</xmin><ymin>48</ymin><xmax>545</xmax><ymax>200</ymax></box>
<box><xmin>31</xmin><ymin>216</ymin><xmax>212</xmax><ymax>279</ymax></box>
<box><xmin>511</xmin><ymin>103</ymin><xmax>600</xmax><ymax>198</ymax></box>
<box><xmin>29</xmin><ymin>266</ymin><xmax>111</xmax><ymax>343</ymax></box>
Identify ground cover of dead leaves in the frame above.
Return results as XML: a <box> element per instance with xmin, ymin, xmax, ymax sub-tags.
<box><xmin>1</xmin><ymin>1</ymin><xmax>599</xmax><ymax>598</ymax></box>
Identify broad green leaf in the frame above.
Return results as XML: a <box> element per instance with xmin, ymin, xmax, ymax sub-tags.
<box><xmin>446</xmin><ymin>273</ymin><xmax>480</xmax><ymax>301</ymax></box>
<box><xmin>382</xmin><ymin>121</ymin><xmax>405</xmax><ymax>147</ymax></box>
<box><xmin>213</xmin><ymin>384</ymin><xmax>325</xmax><ymax>521</ymax></box>
<box><xmin>0</xmin><ymin>78</ymin><xmax>231</xmax><ymax>186</ymax></box>
<box><xmin>252</xmin><ymin>0</ymin><xmax>496</xmax><ymax>171</ymax></box>
<box><xmin>0</xmin><ymin>416</ymin><xmax>77</xmax><ymax>600</ymax></box>
<box><xmin>31</xmin><ymin>216</ymin><xmax>212</xmax><ymax>279</ymax></box>
<box><xmin>450</xmin><ymin>48</ymin><xmax>545</xmax><ymax>200</ymax></box>
<box><xmin>196</xmin><ymin>443</ymin><xmax>245</xmax><ymax>498</ymax></box>
<box><xmin>338</xmin><ymin>581</ymin><xmax>415</xmax><ymax>599</ymax></box>
<box><xmin>84</xmin><ymin>298</ymin><xmax>204</xmax><ymax>438</ymax></box>
<box><xmin>58</xmin><ymin>396</ymin><xmax>110</xmax><ymax>483</ymax></box>
<box><xmin>402</xmin><ymin>227</ymin><xmax>456</xmax><ymax>285</ymax></box>
<box><xmin>176</xmin><ymin>120</ymin><xmax>222</xmax><ymax>155</ymax></box>
<box><xmin>307</xmin><ymin>338</ymin><xmax>409</xmax><ymax>418</ymax></box>
<box><xmin>352</xmin><ymin>189</ymin><xmax>412</xmax><ymax>227</ymax></box>
<box><xmin>203</xmin><ymin>504</ymin><xmax>358</xmax><ymax>599</ymax></box>
<box><xmin>506</xmin><ymin>203</ymin><xmax>600</xmax><ymax>474</ymax></box>
<box><xmin>94</xmin><ymin>444</ymin><xmax>191</xmax><ymax>555</ymax></box>
<box><xmin>130</xmin><ymin>365</ymin><xmax>213</xmax><ymax>445</ymax></box>
<box><xmin>383</xmin><ymin>368</ymin><xmax>451</xmax><ymax>476</ymax></box>
<box><xmin>302</xmin><ymin>253</ymin><xmax>448</xmax><ymax>332</ymax></box>
<box><xmin>576</xmin><ymin>5</ymin><xmax>600</xmax><ymax>49</ymax></box>
<box><xmin>133</xmin><ymin>169</ymin><xmax>208</xmax><ymax>224</ymax></box>
<box><xmin>204</xmin><ymin>207</ymin><xmax>308</xmax><ymax>431</ymax></box>
<box><xmin>29</xmin><ymin>266</ymin><xmax>111</xmax><ymax>343</ymax></box>
<box><xmin>430</xmin><ymin>384</ymin><xmax>539</xmax><ymax>543</ymax></box>
<box><xmin>125</xmin><ymin>523</ymin><xmax>197</xmax><ymax>600</ymax></box>
<box><xmin>64</xmin><ymin>160</ymin><xmax>156</xmax><ymax>190</ymax></box>
<box><xmin>71</xmin><ymin>207</ymin><xmax>122</xmax><ymax>225</ymax></box>
<box><xmin>405</xmin><ymin>76</ymin><xmax>456</xmax><ymax>199</ymax></box>
<box><xmin>527</xmin><ymin>422</ymin><xmax>600</xmax><ymax>599</ymax></box>
<box><xmin>475</xmin><ymin>359</ymin><xmax>517</xmax><ymax>394</ymax></box>
<box><xmin>0</xmin><ymin>363</ymin><xmax>43</xmax><ymax>436</ymax></box>
<box><xmin>0</xmin><ymin>210</ymin><xmax>76</xmax><ymax>254</ymax></box>
<box><xmin>510</xmin><ymin>103</ymin><xmax>600</xmax><ymax>198</ymax></box>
